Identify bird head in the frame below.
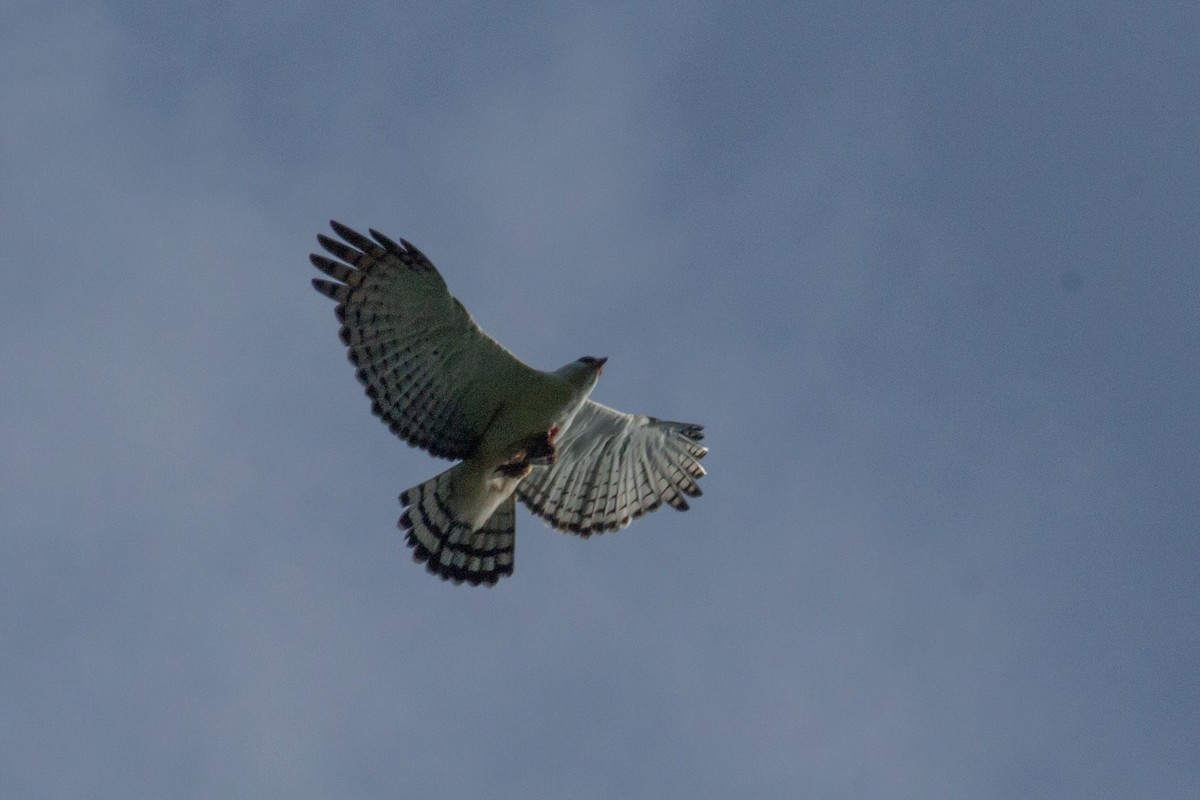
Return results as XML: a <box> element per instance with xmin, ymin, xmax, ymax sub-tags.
<box><xmin>578</xmin><ymin>355</ymin><xmax>607</xmax><ymax>374</ymax></box>
<box><xmin>556</xmin><ymin>356</ymin><xmax>607</xmax><ymax>391</ymax></box>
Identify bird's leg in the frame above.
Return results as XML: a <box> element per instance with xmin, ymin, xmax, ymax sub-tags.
<box><xmin>496</xmin><ymin>460</ymin><xmax>533</xmax><ymax>479</ymax></box>
<box><xmin>525</xmin><ymin>425</ymin><xmax>560</xmax><ymax>466</ymax></box>
<box><xmin>496</xmin><ymin>427</ymin><xmax>560</xmax><ymax>478</ymax></box>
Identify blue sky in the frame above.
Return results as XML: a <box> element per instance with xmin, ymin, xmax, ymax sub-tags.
<box><xmin>2</xmin><ymin>1</ymin><xmax>1197</xmax><ymax>797</ymax></box>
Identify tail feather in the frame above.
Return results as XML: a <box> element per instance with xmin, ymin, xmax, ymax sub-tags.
<box><xmin>399</xmin><ymin>468</ymin><xmax>516</xmax><ymax>586</ymax></box>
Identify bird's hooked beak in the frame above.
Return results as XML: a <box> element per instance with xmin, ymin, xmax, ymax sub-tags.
<box><xmin>594</xmin><ymin>356</ymin><xmax>607</xmax><ymax>374</ymax></box>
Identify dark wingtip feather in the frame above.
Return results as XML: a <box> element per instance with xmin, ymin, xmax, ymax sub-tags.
<box><xmin>400</xmin><ymin>238</ymin><xmax>429</xmax><ymax>260</ymax></box>
<box><xmin>328</xmin><ymin>219</ymin><xmax>355</xmax><ymax>240</ymax></box>
<box><xmin>317</xmin><ymin>233</ymin><xmax>362</xmax><ymax>265</ymax></box>
<box><xmin>310</xmin><ymin>253</ymin><xmax>354</xmax><ymax>281</ymax></box>
<box><xmin>329</xmin><ymin>220</ymin><xmax>377</xmax><ymax>252</ymax></box>
<box><xmin>369</xmin><ymin>228</ymin><xmax>406</xmax><ymax>256</ymax></box>
<box><xmin>311</xmin><ymin>278</ymin><xmax>343</xmax><ymax>300</ymax></box>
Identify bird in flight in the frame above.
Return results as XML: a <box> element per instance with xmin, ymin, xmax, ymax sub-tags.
<box><xmin>311</xmin><ymin>221</ymin><xmax>707</xmax><ymax>585</ymax></box>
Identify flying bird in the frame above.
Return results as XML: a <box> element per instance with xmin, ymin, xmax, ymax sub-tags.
<box><xmin>311</xmin><ymin>221</ymin><xmax>707</xmax><ymax>585</ymax></box>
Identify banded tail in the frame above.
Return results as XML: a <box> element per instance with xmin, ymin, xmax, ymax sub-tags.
<box><xmin>398</xmin><ymin>466</ymin><xmax>516</xmax><ymax>586</ymax></box>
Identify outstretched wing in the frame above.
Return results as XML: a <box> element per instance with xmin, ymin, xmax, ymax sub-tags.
<box><xmin>516</xmin><ymin>401</ymin><xmax>707</xmax><ymax>536</ymax></box>
<box><xmin>311</xmin><ymin>221</ymin><xmax>542</xmax><ymax>460</ymax></box>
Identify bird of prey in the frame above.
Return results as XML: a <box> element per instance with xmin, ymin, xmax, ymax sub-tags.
<box><xmin>311</xmin><ymin>221</ymin><xmax>707</xmax><ymax>585</ymax></box>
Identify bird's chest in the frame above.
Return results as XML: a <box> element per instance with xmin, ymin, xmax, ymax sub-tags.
<box><xmin>483</xmin><ymin>382</ymin><xmax>584</xmax><ymax>461</ymax></box>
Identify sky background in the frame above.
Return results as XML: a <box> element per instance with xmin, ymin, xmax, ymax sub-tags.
<box><xmin>2</xmin><ymin>1</ymin><xmax>1197</xmax><ymax>798</ymax></box>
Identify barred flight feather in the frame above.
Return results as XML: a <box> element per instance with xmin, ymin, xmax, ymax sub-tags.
<box><xmin>399</xmin><ymin>471</ymin><xmax>515</xmax><ymax>586</ymax></box>
<box><xmin>517</xmin><ymin>401</ymin><xmax>707</xmax><ymax>537</ymax></box>
<box><xmin>311</xmin><ymin>221</ymin><xmax>542</xmax><ymax>461</ymax></box>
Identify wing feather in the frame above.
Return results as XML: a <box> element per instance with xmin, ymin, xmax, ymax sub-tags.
<box><xmin>517</xmin><ymin>401</ymin><xmax>707</xmax><ymax>536</ymax></box>
<box><xmin>311</xmin><ymin>221</ymin><xmax>542</xmax><ymax>460</ymax></box>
